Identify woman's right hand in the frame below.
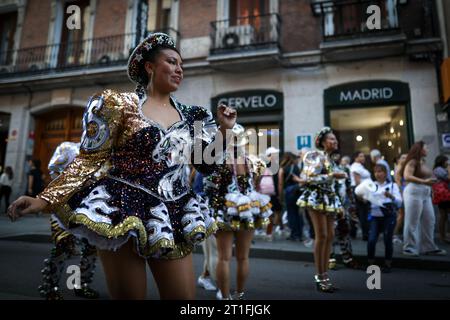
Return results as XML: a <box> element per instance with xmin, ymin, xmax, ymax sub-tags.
<box><xmin>7</xmin><ymin>196</ymin><xmax>48</xmax><ymax>222</ymax></box>
<box><xmin>424</xmin><ymin>178</ymin><xmax>437</xmax><ymax>186</ymax></box>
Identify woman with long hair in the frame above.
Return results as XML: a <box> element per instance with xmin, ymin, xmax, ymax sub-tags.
<box><xmin>401</xmin><ymin>141</ymin><xmax>446</xmax><ymax>256</ymax></box>
<box><xmin>7</xmin><ymin>32</ymin><xmax>237</xmax><ymax>299</ymax></box>
<box><xmin>297</xmin><ymin>127</ymin><xmax>346</xmax><ymax>292</ymax></box>
<box><xmin>278</xmin><ymin>152</ymin><xmax>304</xmax><ymax>241</ymax></box>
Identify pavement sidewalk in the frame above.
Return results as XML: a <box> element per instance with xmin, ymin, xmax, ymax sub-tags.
<box><xmin>1</xmin><ymin>214</ymin><xmax>450</xmax><ymax>271</ymax></box>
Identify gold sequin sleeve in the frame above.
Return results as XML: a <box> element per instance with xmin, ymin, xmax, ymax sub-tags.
<box><xmin>37</xmin><ymin>89</ymin><xmax>124</xmax><ymax>212</ymax></box>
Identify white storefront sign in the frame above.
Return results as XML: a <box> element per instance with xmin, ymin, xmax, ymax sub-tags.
<box><xmin>218</xmin><ymin>94</ymin><xmax>278</xmax><ymax>110</ymax></box>
<box><xmin>340</xmin><ymin>87</ymin><xmax>394</xmax><ymax>102</ymax></box>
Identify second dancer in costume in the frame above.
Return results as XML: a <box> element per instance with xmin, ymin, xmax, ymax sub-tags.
<box><xmin>328</xmin><ymin>152</ymin><xmax>359</xmax><ymax>270</ymax></box>
<box><xmin>297</xmin><ymin>127</ymin><xmax>346</xmax><ymax>292</ymax></box>
<box><xmin>204</xmin><ymin>124</ymin><xmax>272</xmax><ymax>299</ymax></box>
<box><xmin>39</xmin><ymin>142</ymin><xmax>99</xmax><ymax>300</ymax></box>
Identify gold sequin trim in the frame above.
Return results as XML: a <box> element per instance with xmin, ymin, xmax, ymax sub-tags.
<box><xmin>297</xmin><ymin>200</ymin><xmax>343</xmax><ymax>215</ymax></box>
<box><xmin>55</xmin><ymin>204</ymin><xmax>218</xmax><ymax>260</ymax></box>
<box><xmin>147</xmin><ymin>238</ymin><xmax>175</xmax><ymax>255</ymax></box>
<box><xmin>238</xmin><ymin>204</ymin><xmax>251</xmax><ymax>211</ymax></box>
<box><xmin>58</xmin><ymin>204</ymin><xmax>148</xmax><ymax>251</ymax></box>
<box><xmin>260</xmin><ymin>203</ymin><xmax>272</xmax><ymax>212</ymax></box>
<box><xmin>185</xmin><ymin>225</ymin><xmax>206</xmax><ymax>241</ymax></box>
<box><xmin>217</xmin><ymin>219</ymin><xmax>265</xmax><ymax>232</ymax></box>
<box><xmin>225</xmin><ymin>201</ymin><xmax>236</xmax><ymax>207</ymax></box>
<box><xmin>251</xmin><ymin>201</ymin><xmax>261</xmax><ymax>207</ymax></box>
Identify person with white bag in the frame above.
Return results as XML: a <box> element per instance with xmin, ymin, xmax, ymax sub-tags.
<box><xmin>365</xmin><ymin>164</ymin><xmax>402</xmax><ymax>273</ymax></box>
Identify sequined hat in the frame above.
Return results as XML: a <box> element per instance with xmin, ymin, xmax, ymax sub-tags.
<box><xmin>127</xmin><ymin>32</ymin><xmax>178</xmax><ymax>86</ymax></box>
<box><xmin>314</xmin><ymin>126</ymin><xmax>333</xmax><ymax>150</ymax></box>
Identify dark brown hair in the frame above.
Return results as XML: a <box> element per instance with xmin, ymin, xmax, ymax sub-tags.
<box><xmin>4</xmin><ymin>166</ymin><xmax>13</xmax><ymax>180</ymax></box>
<box><xmin>401</xmin><ymin>141</ymin><xmax>425</xmax><ymax>178</ymax></box>
<box><xmin>434</xmin><ymin>155</ymin><xmax>449</xmax><ymax>170</ymax></box>
<box><xmin>280</xmin><ymin>152</ymin><xmax>298</xmax><ymax>168</ymax></box>
<box><xmin>351</xmin><ymin>151</ymin><xmax>364</xmax><ymax>164</ymax></box>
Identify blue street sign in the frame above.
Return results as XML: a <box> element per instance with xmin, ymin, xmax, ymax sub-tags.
<box><xmin>442</xmin><ymin>133</ymin><xmax>450</xmax><ymax>148</ymax></box>
<box><xmin>297</xmin><ymin>135</ymin><xmax>312</xmax><ymax>150</ymax></box>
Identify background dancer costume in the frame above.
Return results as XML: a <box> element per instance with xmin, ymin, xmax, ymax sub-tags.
<box><xmin>297</xmin><ymin>149</ymin><xmax>344</xmax><ymax>216</ymax></box>
<box><xmin>204</xmin><ymin>127</ymin><xmax>272</xmax><ymax>231</ymax></box>
<box><xmin>39</xmin><ymin>142</ymin><xmax>98</xmax><ymax>300</ymax></box>
<box><xmin>329</xmin><ymin>158</ymin><xmax>358</xmax><ymax>269</ymax></box>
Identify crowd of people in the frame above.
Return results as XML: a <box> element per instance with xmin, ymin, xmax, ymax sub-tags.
<box><xmin>187</xmin><ymin>127</ymin><xmax>450</xmax><ymax>295</ymax></box>
<box><xmin>249</xmin><ymin>142</ymin><xmax>450</xmax><ymax>274</ymax></box>
<box><xmin>5</xmin><ymin>32</ymin><xmax>450</xmax><ymax>299</ymax></box>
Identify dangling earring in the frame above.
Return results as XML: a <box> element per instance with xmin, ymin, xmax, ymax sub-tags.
<box><xmin>148</xmin><ymin>72</ymin><xmax>154</xmax><ymax>92</ymax></box>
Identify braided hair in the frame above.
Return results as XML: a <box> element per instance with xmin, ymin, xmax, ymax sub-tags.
<box><xmin>314</xmin><ymin>126</ymin><xmax>334</xmax><ymax>150</ymax></box>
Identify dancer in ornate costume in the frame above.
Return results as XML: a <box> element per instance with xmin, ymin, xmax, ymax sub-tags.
<box><xmin>39</xmin><ymin>142</ymin><xmax>99</xmax><ymax>300</ymax></box>
<box><xmin>8</xmin><ymin>33</ymin><xmax>237</xmax><ymax>299</ymax></box>
<box><xmin>204</xmin><ymin>124</ymin><xmax>272</xmax><ymax>300</ymax></box>
<box><xmin>297</xmin><ymin>127</ymin><xmax>346</xmax><ymax>292</ymax></box>
<box><xmin>328</xmin><ymin>153</ymin><xmax>359</xmax><ymax>270</ymax></box>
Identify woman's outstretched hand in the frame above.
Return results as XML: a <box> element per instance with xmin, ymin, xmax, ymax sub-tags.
<box><xmin>7</xmin><ymin>196</ymin><xmax>48</xmax><ymax>222</ymax></box>
<box><xmin>217</xmin><ymin>104</ymin><xmax>237</xmax><ymax>131</ymax></box>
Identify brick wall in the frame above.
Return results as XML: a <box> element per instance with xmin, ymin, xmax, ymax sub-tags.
<box><xmin>93</xmin><ymin>0</ymin><xmax>128</xmax><ymax>38</ymax></box>
<box><xmin>279</xmin><ymin>0</ymin><xmax>321</xmax><ymax>53</ymax></box>
<box><xmin>20</xmin><ymin>0</ymin><xmax>51</xmax><ymax>49</ymax></box>
<box><xmin>179</xmin><ymin>0</ymin><xmax>217</xmax><ymax>38</ymax></box>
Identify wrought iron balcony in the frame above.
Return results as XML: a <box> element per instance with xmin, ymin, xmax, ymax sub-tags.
<box><xmin>0</xmin><ymin>28</ymin><xmax>179</xmax><ymax>79</ymax></box>
<box><xmin>210</xmin><ymin>13</ymin><xmax>281</xmax><ymax>55</ymax></box>
<box><xmin>311</xmin><ymin>0</ymin><xmax>401</xmax><ymax>41</ymax></box>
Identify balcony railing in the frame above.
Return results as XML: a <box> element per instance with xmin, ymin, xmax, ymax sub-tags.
<box><xmin>210</xmin><ymin>13</ymin><xmax>281</xmax><ymax>55</ymax></box>
<box><xmin>0</xmin><ymin>28</ymin><xmax>179</xmax><ymax>79</ymax></box>
<box><xmin>312</xmin><ymin>0</ymin><xmax>401</xmax><ymax>41</ymax></box>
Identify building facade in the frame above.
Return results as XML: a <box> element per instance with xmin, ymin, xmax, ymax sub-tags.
<box><xmin>437</xmin><ymin>0</ymin><xmax>450</xmax><ymax>155</ymax></box>
<box><xmin>0</xmin><ymin>0</ymin><xmax>444</xmax><ymax>198</ymax></box>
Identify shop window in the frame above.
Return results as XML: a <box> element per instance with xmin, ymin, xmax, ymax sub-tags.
<box><xmin>330</xmin><ymin>105</ymin><xmax>409</xmax><ymax>169</ymax></box>
<box><xmin>242</xmin><ymin>122</ymin><xmax>280</xmax><ymax>158</ymax></box>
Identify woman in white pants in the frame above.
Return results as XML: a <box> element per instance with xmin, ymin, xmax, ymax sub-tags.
<box><xmin>401</xmin><ymin>141</ymin><xmax>446</xmax><ymax>256</ymax></box>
